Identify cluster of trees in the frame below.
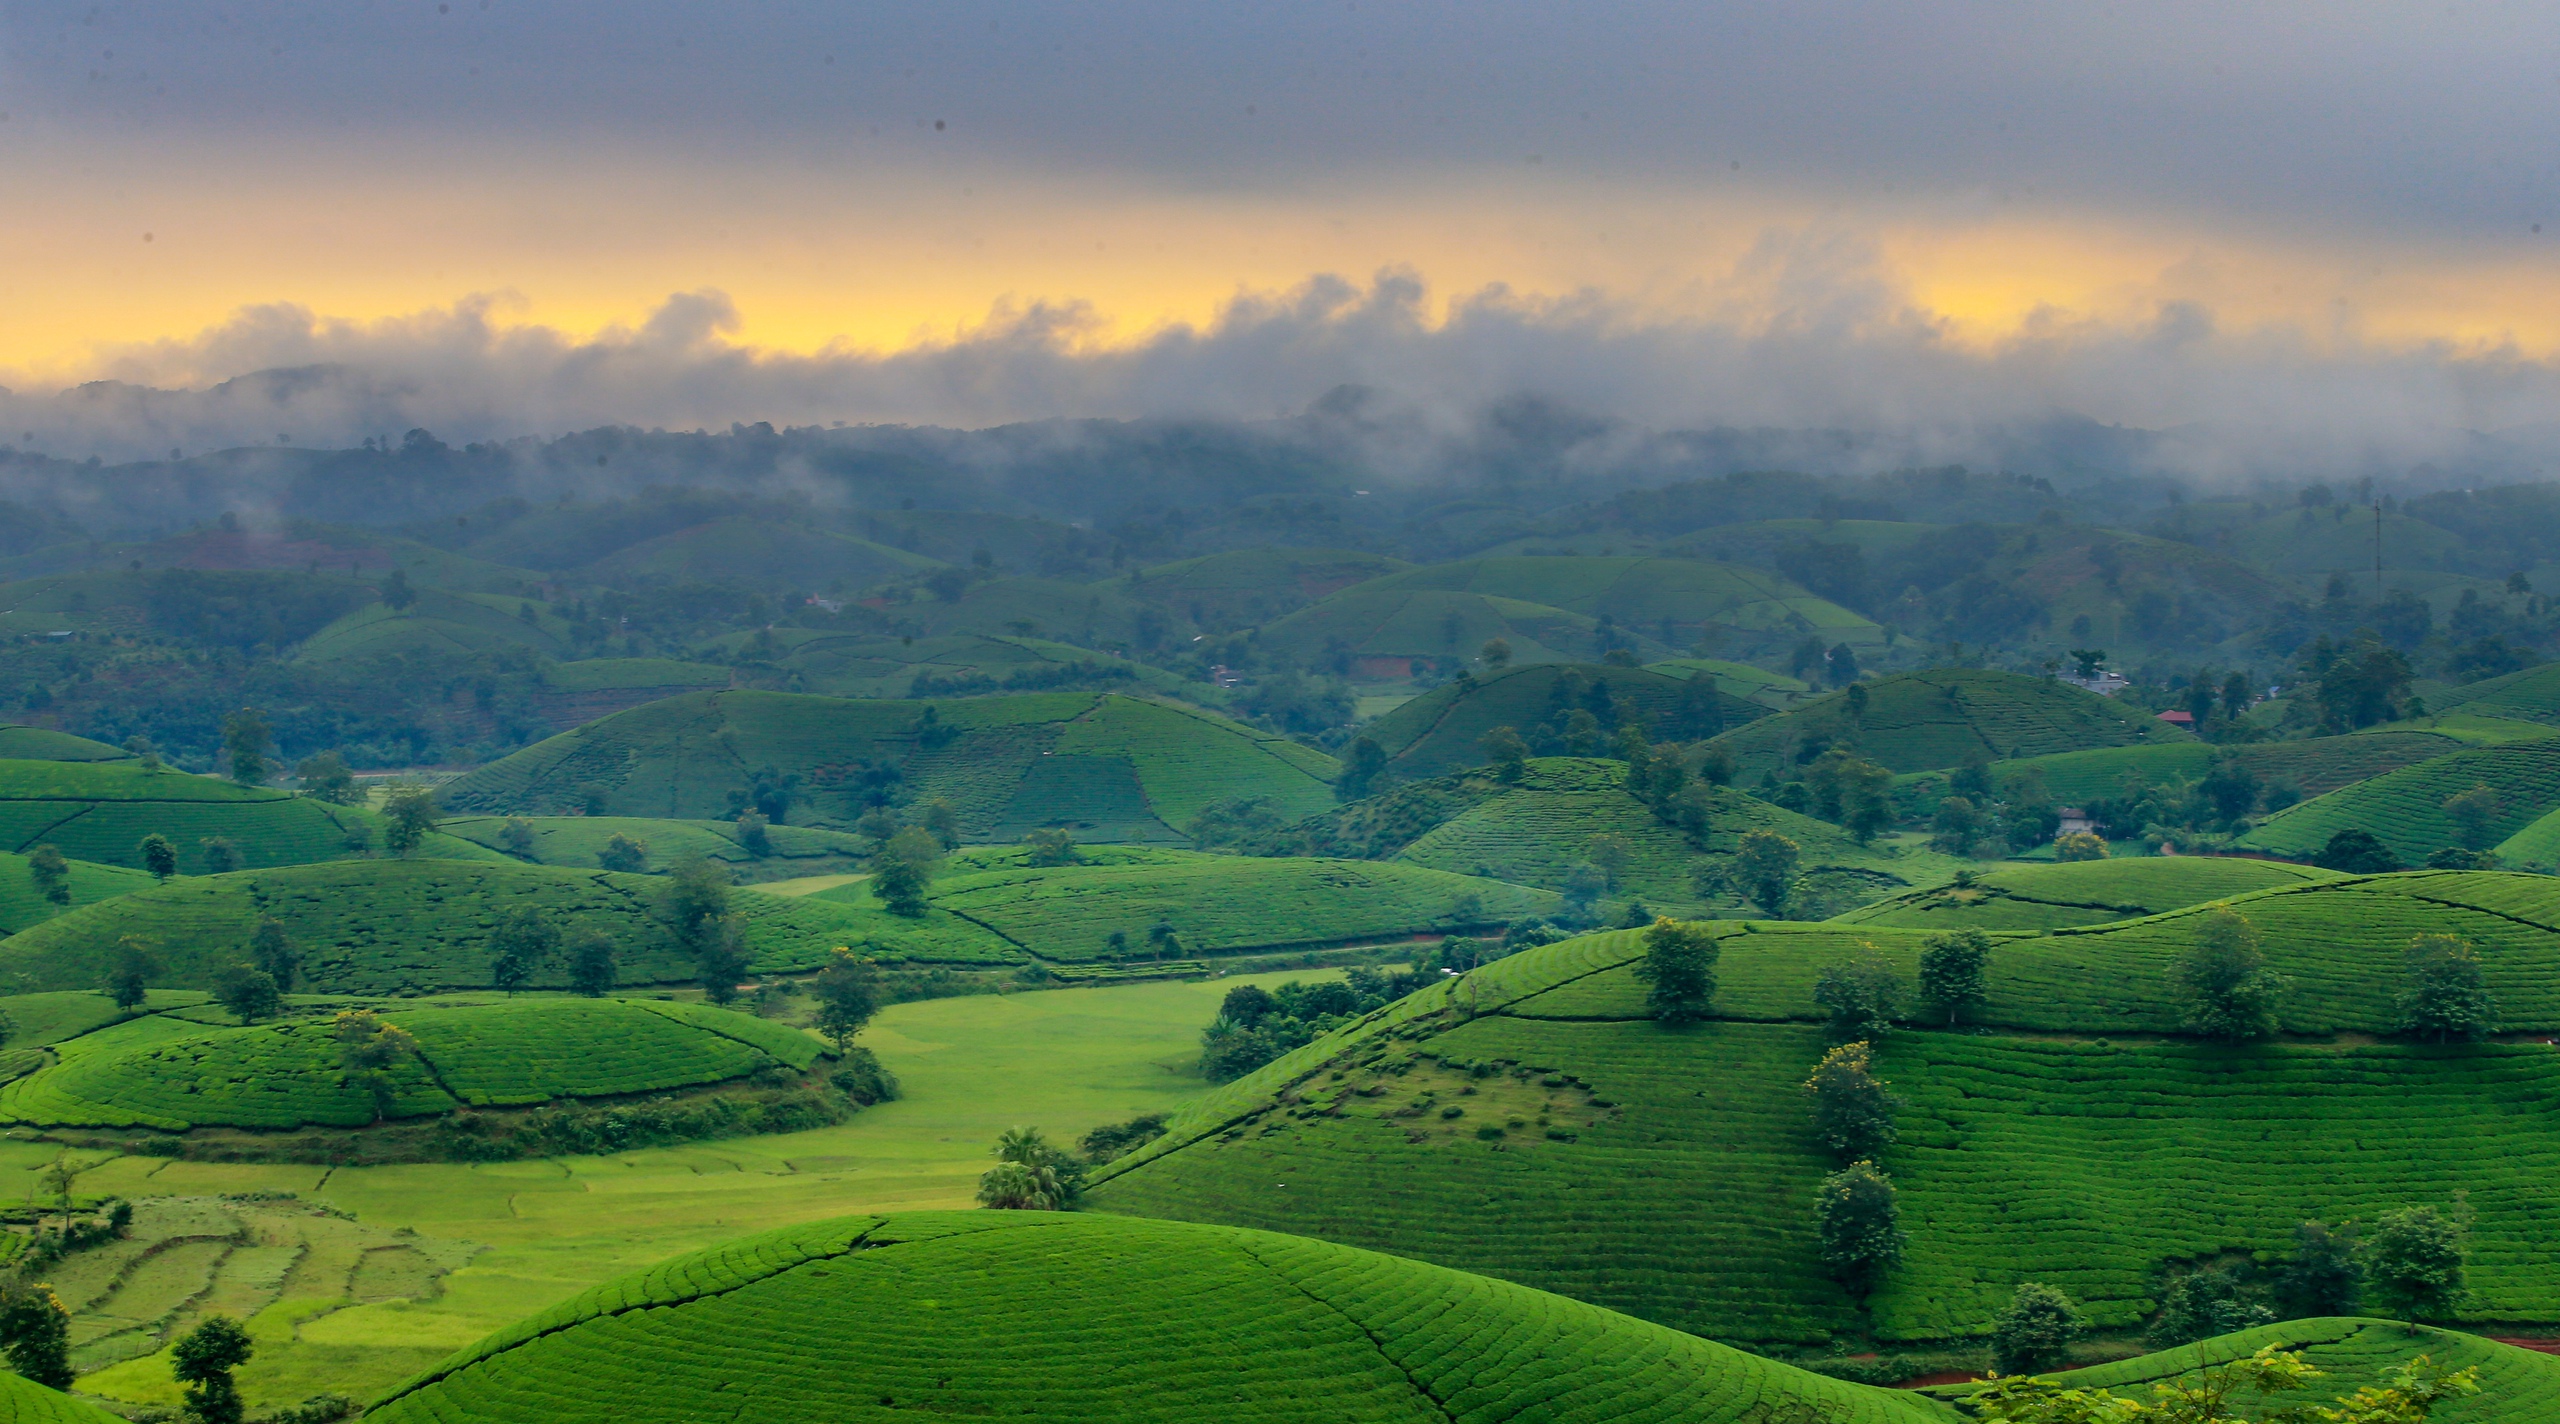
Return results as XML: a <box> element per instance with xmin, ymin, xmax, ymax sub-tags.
<box><xmin>1197</xmin><ymin>967</ymin><xmax>1430</xmax><ymax>1082</ymax></box>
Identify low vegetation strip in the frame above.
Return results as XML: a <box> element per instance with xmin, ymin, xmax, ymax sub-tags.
<box><xmin>369</xmin><ymin>1210</ymin><xmax>1956</xmax><ymax>1424</ymax></box>
<box><xmin>1833</xmin><ymin>857</ymin><xmax>2342</xmax><ymax>930</ymax></box>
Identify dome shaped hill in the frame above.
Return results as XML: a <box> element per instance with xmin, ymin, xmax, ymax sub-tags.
<box><xmin>1929</xmin><ymin>1317</ymin><xmax>2560</xmax><ymax>1424</ymax></box>
<box><xmin>1358</xmin><ymin>663</ymin><xmax>1769</xmax><ymax>777</ymax></box>
<box><xmin>1833</xmin><ymin>856</ymin><xmax>2341</xmax><ymax>931</ymax></box>
<box><xmin>0</xmin><ymin>858</ymin><xmax>953</xmax><ymax>995</ymax></box>
<box><xmin>436</xmin><ymin>690</ymin><xmax>1339</xmax><ymax>844</ymax></box>
<box><xmin>0</xmin><ymin>996</ymin><xmax>824</xmax><ymax>1132</ymax></box>
<box><xmin>1087</xmin><ymin>870</ymin><xmax>2560</xmax><ymax>1346</ymax></box>
<box><xmin>2237</xmin><ymin>738</ymin><xmax>2560</xmax><ymax>868</ymax></box>
<box><xmin>0</xmin><ymin>725</ymin><xmax>134</xmax><ymax>763</ymax></box>
<box><xmin>2431</xmin><ymin>661</ymin><xmax>2560</xmax><ymax>730</ymax></box>
<box><xmin>1895</xmin><ymin>729</ymin><xmax>2466</xmax><ymax>809</ymax></box>
<box><xmin>364</xmin><ymin>1211</ymin><xmax>1955</xmax><ymax>1424</ymax></box>
<box><xmin>1706</xmin><ymin>668</ymin><xmax>2192</xmax><ymax>782</ymax></box>
<box><xmin>0</xmin><ymin>759</ymin><xmax>488</xmax><ymax>874</ymax></box>
<box><xmin>0</xmin><ymin>1369</ymin><xmax>121</xmax><ymax>1422</ymax></box>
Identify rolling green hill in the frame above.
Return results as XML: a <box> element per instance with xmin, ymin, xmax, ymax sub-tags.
<box><xmin>1121</xmin><ymin>548</ymin><xmax>1412</xmax><ymax>629</ymax></box>
<box><xmin>0</xmin><ymin>859</ymin><xmax>922</xmax><ymax>994</ymax></box>
<box><xmin>1090</xmin><ymin>877</ymin><xmax>2560</xmax><ymax>1344</ymax></box>
<box><xmin>704</xmin><ymin>630</ymin><xmax>1200</xmax><ymax>700</ymax></box>
<box><xmin>1359</xmin><ymin>663</ymin><xmax>1766</xmax><ymax>776</ymax></box>
<box><xmin>1644</xmin><ymin>657</ymin><xmax>1816</xmax><ymax>709</ymax></box>
<box><xmin>438</xmin><ymin>690</ymin><xmax>1339</xmax><ymax>844</ymax></box>
<box><xmin>1898</xmin><ymin>730</ymin><xmax>2468</xmax><ymax>809</ymax></box>
<box><xmin>1708</xmin><ymin>668</ymin><xmax>2192</xmax><ymax>782</ymax></box>
<box><xmin>540</xmin><ymin>658</ymin><xmax>732</xmax><ymax>694</ymax></box>
<box><xmin>0</xmin><ymin>760</ymin><xmax>489</xmax><ymax>873</ymax></box>
<box><xmin>1832</xmin><ymin>856</ymin><xmax>2342</xmax><ymax>930</ymax></box>
<box><xmin>895</xmin><ymin>576</ymin><xmax>1185</xmax><ymax>649</ymax></box>
<box><xmin>438</xmin><ymin>814</ymin><xmax>876</xmax><ymax>877</ymax></box>
<box><xmin>0</xmin><ymin>996</ymin><xmax>824</xmax><ymax>1132</ymax></box>
<box><xmin>366</xmin><ymin>1210</ymin><xmax>1956</xmax><ymax>1424</ymax></box>
<box><xmin>2432</xmin><ymin>661</ymin><xmax>2560</xmax><ymax>727</ymax></box>
<box><xmin>292</xmin><ymin>588</ymin><xmax>579</xmax><ymax>664</ymax></box>
<box><xmin>0</xmin><ymin>725</ymin><xmax>134</xmax><ymax>763</ymax></box>
<box><xmin>571</xmin><ymin>516</ymin><xmax>945</xmax><ymax>589</ymax></box>
<box><xmin>1259</xmin><ymin>588</ymin><xmax>1651</xmax><ymax>669</ymax></box>
<box><xmin>0</xmin><ymin>849</ymin><xmax>153</xmax><ymax>935</ymax></box>
<box><xmin>1371</xmin><ymin>556</ymin><xmax>1881</xmax><ymax>644</ymax></box>
<box><xmin>2236</xmin><ymin>738</ymin><xmax>2560</xmax><ymax>864</ymax></box>
<box><xmin>1935</xmin><ymin>1318</ymin><xmax>2560</xmax><ymax>1424</ymax></box>
<box><xmin>0</xmin><ymin>1369</ymin><xmax>122</xmax><ymax>1422</ymax></box>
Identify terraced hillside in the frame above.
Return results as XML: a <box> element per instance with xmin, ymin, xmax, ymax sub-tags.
<box><xmin>0</xmin><ymin>849</ymin><xmax>153</xmax><ymax>934</ymax></box>
<box><xmin>2433</xmin><ymin>662</ymin><xmax>2560</xmax><ymax>728</ymax></box>
<box><xmin>0</xmin><ymin>760</ymin><xmax>490</xmax><ymax>873</ymax></box>
<box><xmin>0</xmin><ymin>996</ymin><xmax>824</xmax><ymax>1131</ymax></box>
<box><xmin>0</xmin><ymin>859</ymin><xmax>918</xmax><ymax>993</ymax></box>
<box><xmin>701</xmin><ymin>630</ymin><xmax>1198</xmax><ymax>700</ymax></box>
<box><xmin>438</xmin><ymin>814</ymin><xmax>876</xmax><ymax>876</ymax></box>
<box><xmin>1835</xmin><ymin>857</ymin><xmax>2341</xmax><ymax>930</ymax></box>
<box><xmin>367</xmin><ymin>1210</ymin><xmax>1955</xmax><ymax>1424</ymax></box>
<box><xmin>1897</xmin><ymin>730</ymin><xmax>2467</xmax><ymax>808</ymax></box>
<box><xmin>0</xmin><ymin>1370</ymin><xmax>119</xmax><ymax>1422</ymax></box>
<box><xmin>439</xmin><ymin>690</ymin><xmax>1338</xmax><ymax>842</ymax></box>
<box><xmin>2238</xmin><ymin>738</ymin><xmax>2560</xmax><ymax>864</ymax></box>
<box><xmin>1933</xmin><ymin>1318</ymin><xmax>2560</xmax><ymax>1424</ymax></box>
<box><xmin>293</xmin><ymin>588</ymin><xmax>577</xmax><ymax>665</ymax></box>
<box><xmin>1707</xmin><ymin>668</ymin><xmax>2192</xmax><ymax>780</ymax></box>
<box><xmin>1644</xmin><ymin>657</ymin><xmax>1815</xmax><ymax>710</ymax></box>
<box><xmin>1090</xmin><ymin>870</ymin><xmax>2560</xmax><ymax>1343</ymax></box>
<box><xmin>0</xmin><ymin>725</ymin><xmax>134</xmax><ymax>762</ymax></box>
<box><xmin>1360</xmin><ymin>663</ymin><xmax>1766</xmax><ymax>776</ymax></box>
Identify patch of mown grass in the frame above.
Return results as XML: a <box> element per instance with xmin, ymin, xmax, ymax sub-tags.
<box><xmin>365</xmin><ymin>1210</ymin><xmax>1958</xmax><ymax>1424</ymax></box>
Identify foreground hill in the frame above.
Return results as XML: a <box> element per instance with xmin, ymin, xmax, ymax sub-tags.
<box><xmin>1707</xmin><ymin>668</ymin><xmax>2192</xmax><ymax>781</ymax></box>
<box><xmin>0</xmin><ymin>859</ymin><xmax>907</xmax><ymax>993</ymax></box>
<box><xmin>0</xmin><ymin>996</ymin><xmax>823</xmax><ymax>1132</ymax></box>
<box><xmin>0</xmin><ymin>759</ymin><xmax>489</xmax><ymax>872</ymax></box>
<box><xmin>366</xmin><ymin>1210</ymin><xmax>1954</xmax><ymax>1424</ymax></box>
<box><xmin>2237</xmin><ymin>738</ymin><xmax>2560</xmax><ymax>865</ymax></box>
<box><xmin>439</xmin><ymin>690</ymin><xmax>1339</xmax><ymax>843</ymax></box>
<box><xmin>1359</xmin><ymin>662</ymin><xmax>1766</xmax><ymax>776</ymax></box>
<box><xmin>1090</xmin><ymin>870</ymin><xmax>2560</xmax><ymax>1342</ymax></box>
<box><xmin>1833</xmin><ymin>856</ymin><xmax>2342</xmax><ymax>931</ymax></box>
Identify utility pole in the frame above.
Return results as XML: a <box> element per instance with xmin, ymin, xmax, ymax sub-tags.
<box><xmin>2374</xmin><ymin>501</ymin><xmax>2383</xmax><ymax>602</ymax></box>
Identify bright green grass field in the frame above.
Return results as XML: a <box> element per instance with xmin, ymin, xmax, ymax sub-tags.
<box><xmin>1089</xmin><ymin>915</ymin><xmax>2560</xmax><ymax>1345</ymax></box>
<box><xmin>1359</xmin><ymin>662</ymin><xmax>1766</xmax><ymax>776</ymax></box>
<box><xmin>366</xmin><ymin>1210</ymin><xmax>1952</xmax><ymax>1424</ymax></box>
<box><xmin>0</xmin><ymin>858</ymin><xmax>967</xmax><ymax>995</ymax></box>
<box><xmin>0</xmin><ymin>996</ymin><xmax>820</xmax><ymax>1131</ymax></box>
<box><xmin>438</xmin><ymin>689</ymin><xmax>1338</xmax><ymax>843</ymax></box>
<box><xmin>1708</xmin><ymin>668</ymin><xmax>2192</xmax><ymax>781</ymax></box>
<box><xmin>24</xmin><ymin>972</ymin><xmax>1318</xmax><ymax>1411</ymax></box>
<box><xmin>436</xmin><ymin>814</ymin><xmax>873</xmax><ymax>875</ymax></box>
<box><xmin>0</xmin><ymin>759</ymin><xmax>495</xmax><ymax>875</ymax></box>
<box><xmin>1931</xmin><ymin>1317</ymin><xmax>2560</xmax><ymax>1424</ymax></box>
<box><xmin>2237</xmin><ymin>737</ymin><xmax>2560</xmax><ymax>864</ymax></box>
<box><xmin>1833</xmin><ymin>856</ymin><xmax>2342</xmax><ymax>930</ymax></box>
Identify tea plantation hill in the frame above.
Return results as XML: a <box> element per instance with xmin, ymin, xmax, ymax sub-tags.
<box><xmin>291</xmin><ymin>587</ymin><xmax>583</xmax><ymax>666</ymax></box>
<box><xmin>1273</xmin><ymin>757</ymin><xmax>1962</xmax><ymax>916</ymax></box>
<box><xmin>1893</xmin><ymin>729</ymin><xmax>2468</xmax><ymax>808</ymax></box>
<box><xmin>1929</xmin><ymin>1318</ymin><xmax>2560</xmax><ymax>1424</ymax></box>
<box><xmin>364</xmin><ymin>1210</ymin><xmax>1957</xmax><ymax>1424</ymax></box>
<box><xmin>2237</xmin><ymin>737</ymin><xmax>2560</xmax><ymax>866</ymax></box>
<box><xmin>0</xmin><ymin>995</ymin><xmax>823</xmax><ymax>1132</ymax></box>
<box><xmin>0</xmin><ymin>725</ymin><xmax>136</xmax><ymax>763</ymax></box>
<box><xmin>1087</xmin><ymin>869</ymin><xmax>2560</xmax><ymax>1345</ymax></box>
<box><xmin>437</xmin><ymin>813</ymin><xmax>877</xmax><ymax>878</ymax></box>
<box><xmin>439</xmin><ymin>689</ymin><xmax>1339</xmax><ymax>843</ymax></box>
<box><xmin>0</xmin><ymin>850</ymin><xmax>150</xmax><ymax>933</ymax></box>
<box><xmin>1358</xmin><ymin>662</ymin><xmax>1767</xmax><ymax>777</ymax></box>
<box><xmin>0</xmin><ymin>759</ymin><xmax>494</xmax><ymax>874</ymax></box>
<box><xmin>1834</xmin><ymin>856</ymin><xmax>2342</xmax><ymax>931</ymax></box>
<box><xmin>1705</xmin><ymin>668</ymin><xmax>2193</xmax><ymax>783</ymax></box>
<box><xmin>692</xmin><ymin>629</ymin><xmax>1201</xmax><ymax>700</ymax></box>
<box><xmin>1644</xmin><ymin>656</ymin><xmax>1817</xmax><ymax>710</ymax></box>
<box><xmin>893</xmin><ymin>575</ymin><xmax>1188</xmax><ymax>648</ymax></box>
<box><xmin>0</xmin><ymin>1370</ymin><xmax>120</xmax><ymax>1422</ymax></box>
<box><xmin>1118</xmin><ymin>547</ymin><xmax>1411</xmax><ymax>629</ymax></box>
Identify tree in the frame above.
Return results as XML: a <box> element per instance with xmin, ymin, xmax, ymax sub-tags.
<box><xmin>2197</xmin><ymin>755</ymin><xmax>2261</xmax><ymax>825</ymax></box>
<box><xmin>1990</xmin><ymin>1282</ymin><xmax>2082</xmax><ymax>1376</ymax></box>
<box><xmin>172</xmin><ymin>1313</ymin><xmax>255</xmax><ymax>1424</ymax></box>
<box><xmin>694</xmin><ymin>915</ymin><xmax>752</xmax><ymax>1004</ymax></box>
<box><xmin>1583</xmin><ymin>833</ymin><xmax>1634</xmax><ymax>889</ymax></box>
<box><xmin>2397</xmin><ymin>934</ymin><xmax>2496</xmax><ymax>1043</ymax></box>
<box><xmin>105</xmin><ymin>938</ymin><xmax>155</xmax><ymax>1010</ymax></box>
<box><xmin>0</xmin><ymin>1284</ymin><xmax>72</xmax><ymax>1390</ymax></box>
<box><xmin>565</xmin><ymin>929</ymin><xmax>619</xmax><ymax>997</ymax></box>
<box><xmin>2442</xmin><ymin>783</ymin><xmax>2503</xmax><ymax>851</ymax></box>
<box><xmin>1804</xmin><ymin>1040</ymin><xmax>1899</xmax><ymax>1163</ymax></box>
<box><xmin>2279</xmin><ymin>1219</ymin><xmax>2363</xmax><ymax>1318</ymax></box>
<box><xmin>1929</xmin><ymin>796</ymin><xmax>1982</xmax><ymax>854</ymax></box>
<box><xmin>734</xmin><ymin>809</ymin><xmax>773</xmax><ymax>857</ymax></box>
<box><xmin>872</xmin><ymin>828</ymin><xmax>942</xmax><ymax>918</ymax></box>
<box><xmin>380</xmin><ymin>568</ymin><xmax>416</xmax><ymax>610</ymax></box>
<box><xmin>813</xmin><ymin>952</ymin><xmax>881</xmax><ymax>1053</ymax></box>
<box><xmin>497</xmin><ymin>817</ymin><xmax>536</xmax><ymax>858</ymax></box>
<box><xmin>922</xmin><ymin>799</ymin><xmax>962</xmax><ymax>849</ymax></box>
<box><xmin>1814</xmin><ymin>955</ymin><xmax>1903</xmax><ymax>1042</ymax></box>
<box><xmin>2315</xmin><ymin>635</ymin><xmax>2415</xmax><ymax>731</ymax></box>
<box><xmin>199</xmin><ymin>836</ymin><xmax>240</xmax><ymax>875</ymax></box>
<box><xmin>24</xmin><ymin>844</ymin><xmax>67</xmax><ymax>907</ymax></box>
<box><xmin>2177</xmin><ymin>908</ymin><xmax>2288</xmax><ymax>1043</ymax></box>
<box><xmin>221</xmin><ymin>708</ymin><xmax>271</xmax><ymax>787</ymax></box>
<box><xmin>1631</xmin><ymin>917</ymin><xmax>1718</xmax><ymax>1023</ymax></box>
<box><xmin>488</xmin><ymin>905</ymin><xmax>559</xmax><ymax>994</ymax></box>
<box><xmin>294</xmin><ymin>751</ymin><xmax>359</xmax><ymax>805</ymax></box>
<box><xmin>1731</xmin><ymin>830</ymin><xmax>1799</xmax><ymax>916</ymax></box>
<box><xmin>2149</xmin><ymin>1266</ymin><xmax>2275</xmax><ymax>1347</ymax></box>
<box><xmin>2053</xmin><ymin>831</ymin><xmax>2108</xmax><ymax>861</ymax></box>
<box><xmin>211</xmin><ymin>965</ymin><xmax>280</xmax><ymax>1024</ymax></box>
<box><xmin>2069</xmin><ymin>648</ymin><xmax>2107</xmax><ymax>680</ymax></box>
<box><xmin>2363</xmin><ymin>1205</ymin><xmax>2466</xmax><ymax>1324</ymax></box>
<box><xmin>1336</xmin><ymin>737</ymin><xmax>1388</xmax><ymax>799</ymax></box>
<box><xmin>1814</xmin><ymin>1161</ymin><xmax>1904</xmax><ymax>1293</ymax></box>
<box><xmin>1827</xmin><ymin>643</ymin><xmax>1860</xmax><ymax>688</ymax></box>
<box><xmin>977</xmin><ymin>1126</ymin><xmax>1083</xmax><ymax>1210</ymax></box>
<box><xmin>381</xmin><ymin>787</ymin><xmax>438</xmax><ymax>858</ymax></box>
<box><xmin>1481</xmin><ymin>726</ymin><xmax>1530</xmax><ymax>783</ymax></box>
<box><xmin>597</xmin><ymin>833</ymin><xmax>648</xmax><ymax>872</ymax></box>
<box><xmin>139</xmin><ymin>832</ymin><xmax>177</xmax><ymax>882</ymax></box>
<box><xmin>1919</xmin><ymin>928</ymin><xmax>1992</xmax><ymax>1026</ymax></box>
<box><xmin>2315</xmin><ymin>827</ymin><xmax>2402</xmax><ymax>874</ymax></box>
<box><xmin>248</xmin><ymin>916</ymin><xmax>297</xmax><ymax>991</ymax></box>
<box><xmin>1023</xmin><ymin>828</ymin><xmax>1083</xmax><ymax>867</ymax></box>
<box><xmin>1557</xmin><ymin>862</ymin><xmax>1609</xmax><ymax>924</ymax></box>
<box><xmin>332</xmin><ymin>1009</ymin><xmax>421</xmax><ymax>1122</ymax></box>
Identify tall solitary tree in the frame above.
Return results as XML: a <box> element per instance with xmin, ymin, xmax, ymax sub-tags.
<box><xmin>1990</xmin><ymin>1282</ymin><xmax>2083</xmax><ymax>1376</ymax></box>
<box><xmin>199</xmin><ymin>836</ymin><xmax>240</xmax><ymax>875</ymax></box>
<box><xmin>221</xmin><ymin>708</ymin><xmax>271</xmax><ymax>787</ymax></box>
<box><xmin>171</xmin><ymin>1314</ymin><xmax>255</xmax><ymax>1424</ymax></box>
<box><xmin>211</xmin><ymin>965</ymin><xmax>280</xmax><ymax>1024</ymax></box>
<box><xmin>812</xmin><ymin>952</ymin><xmax>882</xmax><ymax>1053</ymax></box>
<box><xmin>249</xmin><ymin>916</ymin><xmax>298</xmax><ymax>991</ymax></box>
<box><xmin>872</xmin><ymin>828</ymin><xmax>942</xmax><ymax>918</ymax></box>
<box><xmin>2363</xmin><ymin>1204</ymin><xmax>2467</xmax><ymax>1325</ymax></box>
<box><xmin>2442</xmin><ymin>783</ymin><xmax>2504</xmax><ymax>851</ymax></box>
<box><xmin>1814</xmin><ymin>955</ymin><xmax>1904</xmax><ymax>1042</ymax></box>
<box><xmin>1336</xmin><ymin>737</ymin><xmax>1389</xmax><ymax>800</ymax></box>
<box><xmin>1481</xmin><ymin>726</ymin><xmax>1530</xmax><ymax>784</ymax></box>
<box><xmin>1803</xmin><ymin>1041</ymin><xmax>1900</xmax><ymax>1164</ymax></box>
<box><xmin>105</xmin><ymin>938</ymin><xmax>155</xmax><ymax>1011</ymax></box>
<box><xmin>381</xmin><ymin>787</ymin><xmax>439</xmax><ymax>858</ymax></box>
<box><xmin>565</xmin><ymin>929</ymin><xmax>619</xmax><ymax>997</ymax></box>
<box><xmin>1918</xmin><ymin>928</ymin><xmax>1993</xmax><ymax>1026</ymax></box>
<box><xmin>2396</xmin><ymin>934</ymin><xmax>2497</xmax><ymax>1043</ymax></box>
<box><xmin>2177</xmin><ymin>908</ymin><xmax>2288</xmax><ymax>1043</ymax></box>
<box><xmin>138</xmin><ymin>833</ymin><xmax>177</xmax><ymax>883</ymax></box>
<box><xmin>331</xmin><ymin>1010</ymin><xmax>421</xmax><ymax>1122</ymax></box>
<box><xmin>1631</xmin><ymin>917</ymin><xmax>1719</xmax><ymax>1023</ymax></box>
<box><xmin>0</xmin><ymin>1284</ymin><xmax>72</xmax><ymax>1390</ymax></box>
<box><xmin>293</xmin><ymin>751</ymin><xmax>359</xmax><ymax>805</ymax></box>
<box><xmin>24</xmin><ymin>844</ymin><xmax>68</xmax><ymax>907</ymax></box>
<box><xmin>1732</xmin><ymin>830</ymin><xmax>1800</xmax><ymax>916</ymax></box>
<box><xmin>1814</xmin><ymin>1161</ymin><xmax>1905</xmax><ymax>1294</ymax></box>
<box><xmin>488</xmin><ymin>906</ymin><xmax>560</xmax><ymax>994</ymax></box>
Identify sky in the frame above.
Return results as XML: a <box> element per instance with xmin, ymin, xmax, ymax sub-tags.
<box><xmin>5</xmin><ymin>2</ymin><xmax>2560</xmax><ymax>454</ymax></box>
